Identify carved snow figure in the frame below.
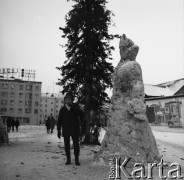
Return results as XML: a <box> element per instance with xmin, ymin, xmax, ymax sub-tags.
<box><xmin>93</xmin><ymin>34</ymin><xmax>160</xmax><ymax>167</ymax></box>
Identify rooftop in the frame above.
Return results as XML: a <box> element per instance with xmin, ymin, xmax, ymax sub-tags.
<box><xmin>145</xmin><ymin>78</ymin><xmax>184</xmax><ymax>97</ymax></box>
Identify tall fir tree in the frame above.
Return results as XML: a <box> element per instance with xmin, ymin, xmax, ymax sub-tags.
<box><xmin>56</xmin><ymin>0</ymin><xmax>115</xmax><ymax>143</ymax></box>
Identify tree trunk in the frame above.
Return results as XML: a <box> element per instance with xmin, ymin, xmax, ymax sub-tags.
<box><xmin>84</xmin><ymin>86</ymin><xmax>91</xmax><ymax>143</ymax></box>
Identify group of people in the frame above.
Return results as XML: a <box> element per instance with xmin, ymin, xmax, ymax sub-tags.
<box><xmin>6</xmin><ymin>117</ymin><xmax>20</xmax><ymax>133</ymax></box>
<box><xmin>45</xmin><ymin>114</ymin><xmax>56</xmax><ymax>134</ymax></box>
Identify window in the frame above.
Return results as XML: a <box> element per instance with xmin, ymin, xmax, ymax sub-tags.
<box><xmin>18</xmin><ymin>108</ymin><xmax>22</xmax><ymax>113</ymax></box>
<box><xmin>51</xmin><ymin>108</ymin><xmax>53</xmax><ymax>112</ymax></box>
<box><xmin>19</xmin><ymin>93</ymin><xmax>23</xmax><ymax>98</ymax></box>
<box><xmin>2</xmin><ymin>84</ymin><xmax>8</xmax><ymax>89</ymax></box>
<box><xmin>35</xmin><ymin>86</ymin><xmax>39</xmax><ymax>91</ymax></box>
<box><xmin>51</xmin><ymin>102</ymin><xmax>53</xmax><ymax>105</ymax></box>
<box><xmin>10</xmin><ymin>108</ymin><xmax>14</xmax><ymax>113</ymax></box>
<box><xmin>25</xmin><ymin>101</ymin><xmax>31</xmax><ymax>106</ymax></box>
<box><xmin>25</xmin><ymin>109</ymin><xmax>31</xmax><ymax>113</ymax></box>
<box><xmin>26</xmin><ymin>85</ymin><xmax>32</xmax><ymax>90</ymax></box>
<box><xmin>10</xmin><ymin>92</ymin><xmax>15</xmax><ymax>97</ymax></box>
<box><xmin>45</xmin><ymin>99</ymin><xmax>47</xmax><ymax>102</ymax></box>
<box><xmin>19</xmin><ymin>85</ymin><xmax>24</xmax><ymax>90</ymax></box>
<box><xmin>1</xmin><ymin>100</ymin><xmax>7</xmax><ymax>105</ymax></box>
<box><xmin>1</xmin><ymin>108</ymin><xmax>7</xmax><ymax>113</ymax></box>
<box><xmin>34</xmin><ymin>109</ymin><xmax>38</xmax><ymax>113</ymax></box>
<box><xmin>10</xmin><ymin>100</ymin><xmax>14</xmax><ymax>105</ymax></box>
<box><xmin>45</xmin><ymin>104</ymin><xmax>47</xmax><ymax>107</ymax></box>
<box><xmin>1</xmin><ymin>92</ymin><xmax>8</xmax><ymax>97</ymax></box>
<box><xmin>25</xmin><ymin>93</ymin><xmax>32</xmax><ymax>98</ymax></box>
<box><xmin>35</xmin><ymin>101</ymin><xmax>39</xmax><ymax>106</ymax></box>
<box><xmin>11</xmin><ymin>84</ymin><xmax>15</xmax><ymax>89</ymax></box>
<box><xmin>23</xmin><ymin>117</ymin><xmax>30</xmax><ymax>123</ymax></box>
<box><xmin>165</xmin><ymin>107</ymin><xmax>169</xmax><ymax>113</ymax></box>
<box><xmin>19</xmin><ymin>101</ymin><xmax>23</xmax><ymax>106</ymax></box>
<box><xmin>35</xmin><ymin>94</ymin><xmax>39</xmax><ymax>99</ymax></box>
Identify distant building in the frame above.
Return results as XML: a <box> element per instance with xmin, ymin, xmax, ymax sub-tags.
<box><xmin>0</xmin><ymin>78</ymin><xmax>42</xmax><ymax>125</ymax></box>
<box><xmin>40</xmin><ymin>93</ymin><xmax>64</xmax><ymax>124</ymax></box>
<box><xmin>145</xmin><ymin>78</ymin><xmax>184</xmax><ymax>127</ymax></box>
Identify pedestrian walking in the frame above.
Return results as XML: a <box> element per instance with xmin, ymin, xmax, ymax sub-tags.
<box><xmin>6</xmin><ymin>116</ymin><xmax>12</xmax><ymax>133</ymax></box>
<box><xmin>50</xmin><ymin>114</ymin><xmax>55</xmax><ymax>134</ymax></box>
<box><xmin>11</xmin><ymin>118</ymin><xmax>15</xmax><ymax>132</ymax></box>
<box><xmin>45</xmin><ymin>117</ymin><xmax>51</xmax><ymax>134</ymax></box>
<box><xmin>57</xmin><ymin>92</ymin><xmax>84</xmax><ymax>166</ymax></box>
<box><xmin>15</xmin><ymin>119</ymin><xmax>20</xmax><ymax>132</ymax></box>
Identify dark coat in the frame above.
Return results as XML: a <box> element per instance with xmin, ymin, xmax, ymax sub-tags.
<box><xmin>6</xmin><ymin>117</ymin><xmax>12</xmax><ymax>127</ymax></box>
<box><xmin>57</xmin><ymin>104</ymin><xmax>84</xmax><ymax>137</ymax></box>
<box><xmin>15</xmin><ymin>120</ymin><xmax>20</xmax><ymax>127</ymax></box>
<box><xmin>50</xmin><ymin>117</ymin><xmax>55</xmax><ymax>130</ymax></box>
<box><xmin>45</xmin><ymin>118</ymin><xmax>51</xmax><ymax>128</ymax></box>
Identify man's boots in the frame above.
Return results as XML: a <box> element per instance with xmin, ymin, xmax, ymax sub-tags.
<box><xmin>75</xmin><ymin>155</ymin><xmax>80</xmax><ymax>166</ymax></box>
<box><xmin>65</xmin><ymin>152</ymin><xmax>71</xmax><ymax>165</ymax></box>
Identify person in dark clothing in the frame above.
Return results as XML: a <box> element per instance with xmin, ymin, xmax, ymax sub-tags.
<box><xmin>50</xmin><ymin>114</ymin><xmax>55</xmax><ymax>134</ymax></box>
<box><xmin>6</xmin><ymin>117</ymin><xmax>12</xmax><ymax>133</ymax></box>
<box><xmin>11</xmin><ymin>118</ymin><xmax>15</xmax><ymax>132</ymax></box>
<box><xmin>57</xmin><ymin>92</ymin><xmax>84</xmax><ymax>166</ymax></box>
<box><xmin>45</xmin><ymin>117</ymin><xmax>51</xmax><ymax>134</ymax></box>
<box><xmin>15</xmin><ymin>119</ymin><xmax>20</xmax><ymax>132</ymax></box>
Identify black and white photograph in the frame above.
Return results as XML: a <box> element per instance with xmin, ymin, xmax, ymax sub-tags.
<box><xmin>0</xmin><ymin>0</ymin><xmax>184</xmax><ymax>179</ymax></box>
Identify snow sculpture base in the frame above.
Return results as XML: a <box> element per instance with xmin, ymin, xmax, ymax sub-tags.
<box><xmin>93</xmin><ymin>36</ymin><xmax>161</xmax><ymax>167</ymax></box>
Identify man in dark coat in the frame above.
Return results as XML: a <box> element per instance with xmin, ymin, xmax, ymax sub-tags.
<box><xmin>11</xmin><ymin>118</ymin><xmax>15</xmax><ymax>132</ymax></box>
<box><xmin>57</xmin><ymin>92</ymin><xmax>84</xmax><ymax>166</ymax></box>
<box><xmin>15</xmin><ymin>119</ymin><xmax>20</xmax><ymax>132</ymax></box>
<box><xmin>50</xmin><ymin>114</ymin><xmax>55</xmax><ymax>134</ymax></box>
<box><xmin>45</xmin><ymin>117</ymin><xmax>51</xmax><ymax>134</ymax></box>
<box><xmin>6</xmin><ymin>117</ymin><xmax>12</xmax><ymax>133</ymax></box>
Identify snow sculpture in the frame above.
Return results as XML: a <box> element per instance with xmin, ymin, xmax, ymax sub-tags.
<box><xmin>93</xmin><ymin>34</ymin><xmax>160</xmax><ymax>167</ymax></box>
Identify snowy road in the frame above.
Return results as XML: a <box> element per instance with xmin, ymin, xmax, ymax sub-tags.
<box><xmin>0</xmin><ymin>125</ymin><xmax>184</xmax><ymax>180</ymax></box>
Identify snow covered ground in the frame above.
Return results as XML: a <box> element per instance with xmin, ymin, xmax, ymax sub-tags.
<box><xmin>0</xmin><ymin>125</ymin><xmax>184</xmax><ymax>180</ymax></box>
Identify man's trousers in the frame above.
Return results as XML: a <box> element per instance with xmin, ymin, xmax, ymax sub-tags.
<box><xmin>63</xmin><ymin>135</ymin><xmax>80</xmax><ymax>159</ymax></box>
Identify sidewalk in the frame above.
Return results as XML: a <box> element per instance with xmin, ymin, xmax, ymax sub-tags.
<box><xmin>0</xmin><ymin>125</ymin><xmax>184</xmax><ymax>180</ymax></box>
<box><xmin>151</xmin><ymin>125</ymin><xmax>184</xmax><ymax>147</ymax></box>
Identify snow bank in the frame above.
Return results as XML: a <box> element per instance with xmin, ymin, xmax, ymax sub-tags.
<box><xmin>8</xmin><ymin>125</ymin><xmax>46</xmax><ymax>138</ymax></box>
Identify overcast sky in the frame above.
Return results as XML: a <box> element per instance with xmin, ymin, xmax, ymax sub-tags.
<box><xmin>0</xmin><ymin>0</ymin><xmax>183</xmax><ymax>94</ymax></box>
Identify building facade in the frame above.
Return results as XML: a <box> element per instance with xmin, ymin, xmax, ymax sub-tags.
<box><xmin>40</xmin><ymin>93</ymin><xmax>64</xmax><ymax>124</ymax></box>
<box><xmin>0</xmin><ymin>78</ymin><xmax>42</xmax><ymax>125</ymax></box>
<box><xmin>146</xmin><ymin>95</ymin><xmax>184</xmax><ymax>127</ymax></box>
<box><xmin>145</xmin><ymin>79</ymin><xmax>184</xmax><ymax>127</ymax></box>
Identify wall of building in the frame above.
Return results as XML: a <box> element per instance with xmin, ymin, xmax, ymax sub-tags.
<box><xmin>145</xmin><ymin>96</ymin><xmax>184</xmax><ymax>127</ymax></box>
<box><xmin>0</xmin><ymin>79</ymin><xmax>42</xmax><ymax>125</ymax></box>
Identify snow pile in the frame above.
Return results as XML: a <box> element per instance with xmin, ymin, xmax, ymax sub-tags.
<box><xmin>8</xmin><ymin>125</ymin><xmax>46</xmax><ymax>138</ymax></box>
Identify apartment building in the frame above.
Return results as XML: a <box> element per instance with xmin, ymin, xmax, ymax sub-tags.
<box><xmin>0</xmin><ymin>78</ymin><xmax>42</xmax><ymax>125</ymax></box>
<box><xmin>40</xmin><ymin>93</ymin><xmax>64</xmax><ymax>124</ymax></box>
